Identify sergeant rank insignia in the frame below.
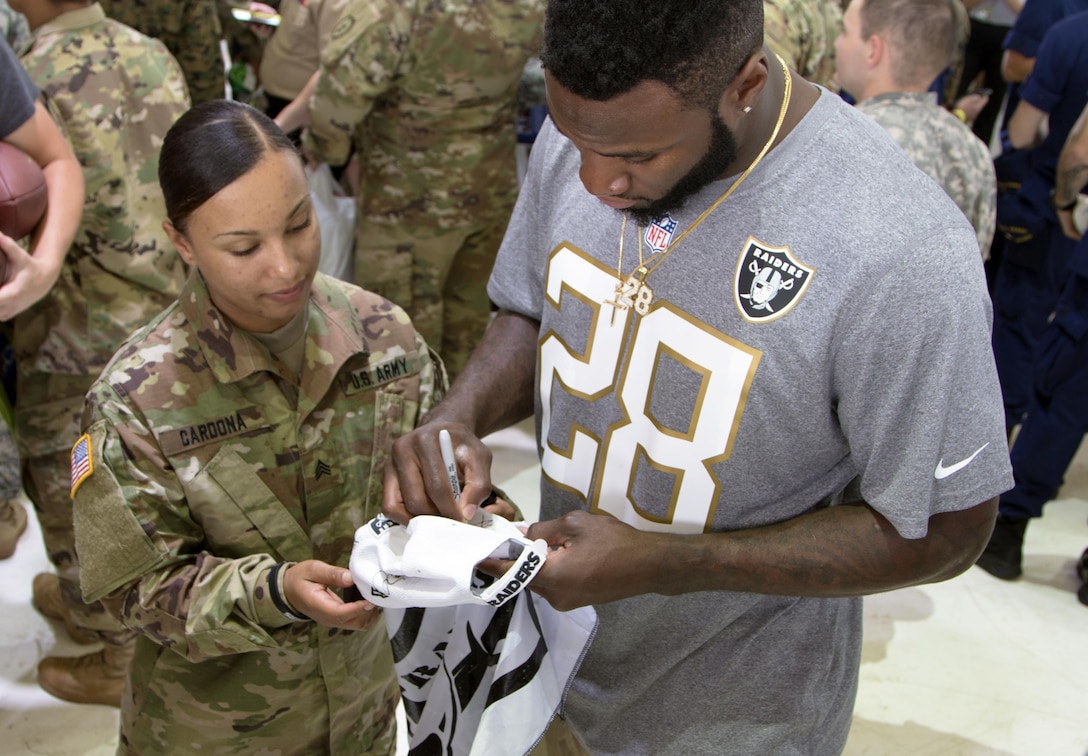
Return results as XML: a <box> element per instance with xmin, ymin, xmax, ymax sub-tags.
<box><xmin>734</xmin><ymin>236</ymin><xmax>815</xmax><ymax>323</ymax></box>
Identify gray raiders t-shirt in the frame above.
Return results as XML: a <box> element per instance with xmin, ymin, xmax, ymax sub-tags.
<box><xmin>488</xmin><ymin>90</ymin><xmax>1013</xmax><ymax>754</ymax></box>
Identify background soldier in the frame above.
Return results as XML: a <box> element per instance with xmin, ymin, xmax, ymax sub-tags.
<box><xmin>9</xmin><ymin>0</ymin><xmax>190</xmax><ymax>705</ymax></box>
<box><xmin>763</xmin><ymin>0</ymin><xmax>843</xmax><ymax>90</ymax></box>
<box><xmin>99</xmin><ymin>0</ymin><xmax>226</xmax><ymax>104</ymax></box>
<box><xmin>73</xmin><ymin>101</ymin><xmax>444</xmax><ymax>752</ymax></box>
<box><xmin>0</xmin><ymin>0</ymin><xmax>28</xmax><ymax>48</ymax></box>
<box><xmin>303</xmin><ymin>0</ymin><xmax>545</xmax><ymax>379</ymax></box>
<box><xmin>834</xmin><ymin>0</ymin><xmax>997</xmax><ymax>258</ymax></box>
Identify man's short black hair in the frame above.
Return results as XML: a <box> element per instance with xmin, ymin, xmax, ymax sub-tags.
<box><xmin>540</xmin><ymin>0</ymin><xmax>764</xmax><ymax>110</ymax></box>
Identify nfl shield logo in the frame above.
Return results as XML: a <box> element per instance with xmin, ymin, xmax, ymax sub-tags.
<box><xmin>734</xmin><ymin>236</ymin><xmax>815</xmax><ymax>322</ymax></box>
<box><xmin>644</xmin><ymin>214</ymin><xmax>677</xmax><ymax>253</ymax></box>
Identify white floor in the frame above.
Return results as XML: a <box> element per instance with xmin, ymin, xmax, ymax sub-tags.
<box><xmin>1</xmin><ymin>419</ymin><xmax>1086</xmax><ymax>755</ymax></box>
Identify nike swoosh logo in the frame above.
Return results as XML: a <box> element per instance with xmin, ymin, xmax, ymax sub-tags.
<box><xmin>934</xmin><ymin>443</ymin><xmax>990</xmax><ymax>480</ymax></box>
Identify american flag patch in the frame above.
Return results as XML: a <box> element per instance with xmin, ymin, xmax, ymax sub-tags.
<box><xmin>645</xmin><ymin>213</ymin><xmax>678</xmax><ymax>253</ymax></box>
<box><xmin>70</xmin><ymin>434</ymin><xmax>93</xmax><ymax>499</ymax></box>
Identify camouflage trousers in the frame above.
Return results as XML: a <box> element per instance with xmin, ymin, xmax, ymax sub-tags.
<box><xmin>352</xmin><ymin>218</ymin><xmax>507</xmax><ymax>380</ymax></box>
<box><xmin>0</xmin><ymin>421</ymin><xmax>21</xmax><ymax>500</ymax></box>
<box><xmin>120</xmin><ymin>626</ymin><xmax>399</xmax><ymax>754</ymax></box>
<box><xmin>530</xmin><ymin>716</ymin><xmax>591</xmax><ymax>756</ymax></box>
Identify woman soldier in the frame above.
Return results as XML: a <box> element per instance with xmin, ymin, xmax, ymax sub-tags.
<box><xmin>68</xmin><ymin>99</ymin><xmax>444</xmax><ymax>753</ymax></box>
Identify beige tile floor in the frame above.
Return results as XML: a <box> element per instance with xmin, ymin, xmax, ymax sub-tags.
<box><xmin>1</xmin><ymin>419</ymin><xmax>1086</xmax><ymax>755</ymax></box>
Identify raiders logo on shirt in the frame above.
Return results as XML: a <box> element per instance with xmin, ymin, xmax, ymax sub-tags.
<box><xmin>734</xmin><ymin>236</ymin><xmax>815</xmax><ymax>323</ymax></box>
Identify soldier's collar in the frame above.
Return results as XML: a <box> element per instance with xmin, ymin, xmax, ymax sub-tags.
<box><xmin>32</xmin><ymin>3</ymin><xmax>107</xmax><ymax>40</ymax></box>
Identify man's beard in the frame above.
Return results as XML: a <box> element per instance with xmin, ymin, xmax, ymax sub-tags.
<box><xmin>628</xmin><ymin>114</ymin><xmax>738</xmax><ymax>227</ymax></box>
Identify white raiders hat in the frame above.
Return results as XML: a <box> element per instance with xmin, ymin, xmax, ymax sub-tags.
<box><xmin>350</xmin><ymin>512</ymin><xmax>550</xmax><ymax>609</ymax></box>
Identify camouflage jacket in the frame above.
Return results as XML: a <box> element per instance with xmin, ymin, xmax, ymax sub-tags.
<box><xmin>73</xmin><ymin>272</ymin><xmax>442</xmax><ymax>753</ymax></box>
<box><xmin>15</xmin><ymin>3</ymin><xmax>189</xmax><ymax>454</ymax></box>
<box><xmin>260</xmin><ymin>0</ymin><xmax>351</xmax><ymax>100</ymax></box>
<box><xmin>763</xmin><ymin>0</ymin><xmax>842</xmax><ymax>91</ymax></box>
<box><xmin>857</xmin><ymin>91</ymin><xmax>997</xmax><ymax>258</ymax></box>
<box><xmin>0</xmin><ymin>0</ymin><xmax>28</xmax><ymax>51</ymax></box>
<box><xmin>99</xmin><ymin>0</ymin><xmax>225</xmax><ymax>105</ymax></box>
<box><xmin>303</xmin><ymin>0</ymin><xmax>544</xmax><ymax>230</ymax></box>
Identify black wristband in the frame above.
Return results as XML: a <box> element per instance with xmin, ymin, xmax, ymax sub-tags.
<box><xmin>1050</xmin><ymin>188</ymin><xmax>1078</xmax><ymax>212</ymax></box>
<box><xmin>268</xmin><ymin>563</ymin><xmax>311</xmax><ymax>622</ymax></box>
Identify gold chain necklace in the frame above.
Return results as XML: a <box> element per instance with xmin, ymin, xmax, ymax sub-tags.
<box><xmin>607</xmin><ymin>54</ymin><xmax>793</xmax><ymax>322</ymax></box>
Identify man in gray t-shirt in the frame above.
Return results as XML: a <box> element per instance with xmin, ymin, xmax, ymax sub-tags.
<box><xmin>383</xmin><ymin>0</ymin><xmax>1013</xmax><ymax>753</ymax></box>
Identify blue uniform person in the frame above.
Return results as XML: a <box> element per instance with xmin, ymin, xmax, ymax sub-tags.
<box><xmin>978</xmin><ymin>95</ymin><xmax>1088</xmax><ymax>605</ymax></box>
<box><xmin>989</xmin><ymin>10</ymin><xmax>1088</xmax><ymax>435</ymax></box>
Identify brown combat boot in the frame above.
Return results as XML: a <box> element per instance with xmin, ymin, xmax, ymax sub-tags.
<box><xmin>0</xmin><ymin>499</ymin><xmax>27</xmax><ymax>559</ymax></box>
<box><xmin>32</xmin><ymin>572</ymin><xmax>97</xmax><ymax>645</ymax></box>
<box><xmin>37</xmin><ymin>640</ymin><xmax>134</xmax><ymax>707</ymax></box>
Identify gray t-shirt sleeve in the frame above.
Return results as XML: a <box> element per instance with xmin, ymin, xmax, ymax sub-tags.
<box><xmin>488</xmin><ymin>118</ymin><xmax>560</xmax><ymax>320</ymax></box>
<box><xmin>831</xmin><ymin>222</ymin><xmax>1011</xmax><ymax>538</ymax></box>
<box><xmin>0</xmin><ymin>39</ymin><xmax>38</xmax><ymax>139</ymax></box>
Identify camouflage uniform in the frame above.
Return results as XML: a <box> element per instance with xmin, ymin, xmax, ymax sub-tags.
<box><xmin>857</xmin><ymin>91</ymin><xmax>997</xmax><ymax>258</ymax></box>
<box><xmin>763</xmin><ymin>0</ymin><xmax>842</xmax><ymax>91</ymax></box>
<box><xmin>17</xmin><ymin>3</ymin><xmax>189</xmax><ymax>638</ymax></box>
<box><xmin>260</xmin><ymin>0</ymin><xmax>350</xmax><ymax>102</ymax></box>
<box><xmin>99</xmin><ymin>0</ymin><xmax>226</xmax><ymax>105</ymax></box>
<box><xmin>73</xmin><ymin>272</ymin><xmax>442</xmax><ymax>754</ymax></box>
<box><xmin>303</xmin><ymin>0</ymin><xmax>545</xmax><ymax>378</ymax></box>
<box><xmin>0</xmin><ymin>0</ymin><xmax>28</xmax><ymax>51</ymax></box>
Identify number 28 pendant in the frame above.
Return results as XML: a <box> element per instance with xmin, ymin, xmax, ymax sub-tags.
<box><xmin>607</xmin><ymin>267</ymin><xmax>654</xmax><ymax>324</ymax></box>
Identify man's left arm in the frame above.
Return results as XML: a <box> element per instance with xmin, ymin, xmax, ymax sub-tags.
<box><xmin>523</xmin><ymin>496</ymin><xmax>996</xmax><ymax>611</ymax></box>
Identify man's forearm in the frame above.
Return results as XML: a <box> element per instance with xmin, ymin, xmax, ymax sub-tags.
<box><xmin>275</xmin><ymin>71</ymin><xmax>320</xmax><ymax>135</ymax></box>
<box><xmin>661</xmin><ymin>497</ymin><xmax>998</xmax><ymax>598</ymax></box>
<box><xmin>529</xmin><ymin>497</ymin><xmax>998</xmax><ymax>610</ymax></box>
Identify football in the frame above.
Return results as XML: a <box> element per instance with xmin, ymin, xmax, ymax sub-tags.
<box><xmin>0</xmin><ymin>140</ymin><xmax>48</xmax><ymax>242</ymax></box>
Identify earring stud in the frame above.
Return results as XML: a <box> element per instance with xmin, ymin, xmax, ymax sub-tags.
<box><xmin>743</xmin><ymin>105</ymin><xmax>752</xmax><ymax>113</ymax></box>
